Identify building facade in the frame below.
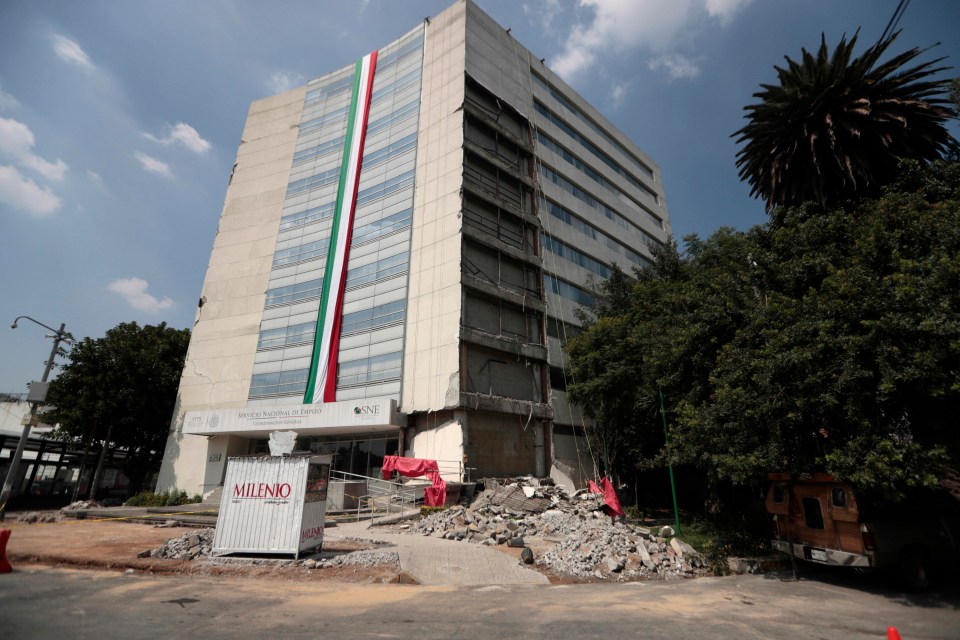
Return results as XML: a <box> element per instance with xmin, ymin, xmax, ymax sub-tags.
<box><xmin>156</xmin><ymin>0</ymin><xmax>671</xmax><ymax>496</ymax></box>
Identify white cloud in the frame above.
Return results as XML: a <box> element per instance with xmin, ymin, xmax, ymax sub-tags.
<box><xmin>524</xmin><ymin>0</ymin><xmax>564</xmax><ymax>36</ymax></box>
<box><xmin>143</xmin><ymin>122</ymin><xmax>211</xmax><ymax>154</ymax></box>
<box><xmin>267</xmin><ymin>70</ymin><xmax>305</xmax><ymax>95</ymax></box>
<box><xmin>0</xmin><ymin>116</ymin><xmax>34</xmax><ymax>157</ymax></box>
<box><xmin>0</xmin><ymin>164</ymin><xmax>62</xmax><ymax>216</ymax></box>
<box><xmin>705</xmin><ymin>0</ymin><xmax>753</xmax><ymax>24</ymax></box>
<box><xmin>0</xmin><ymin>116</ymin><xmax>68</xmax><ymax>181</ymax></box>
<box><xmin>544</xmin><ymin>0</ymin><xmax>753</xmax><ymax>81</ymax></box>
<box><xmin>87</xmin><ymin>170</ymin><xmax>104</xmax><ymax>187</ymax></box>
<box><xmin>23</xmin><ymin>155</ymin><xmax>68</xmax><ymax>181</ymax></box>
<box><xmin>0</xmin><ymin>82</ymin><xmax>19</xmax><ymax>111</ymax></box>
<box><xmin>609</xmin><ymin>82</ymin><xmax>629</xmax><ymax>108</ymax></box>
<box><xmin>134</xmin><ymin>151</ymin><xmax>172</xmax><ymax>177</ymax></box>
<box><xmin>107</xmin><ymin>277</ymin><xmax>174</xmax><ymax>313</ymax></box>
<box><xmin>51</xmin><ymin>34</ymin><xmax>95</xmax><ymax>70</ymax></box>
<box><xmin>648</xmin><ymin>53</ymin><xmax>702</xmax><ymax>80</ymax></box>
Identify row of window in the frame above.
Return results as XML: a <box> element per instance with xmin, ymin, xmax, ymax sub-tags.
<box><xmin>338</xmin><ymin>351</ymin><xmax>403</xmax><ymax>387</ymax></box>
<box><xmin>534</xmin><ymin>102</ymin><xmax>657</xmax><ymax>203</ymax></box>
<box><xmin>542</xmin><ymin>234</ymin><xmax>610</xmax><ymax>278</ymax></box>
<box><xmin>286</xmin><ymin>165</ymin><xmax>342</xmax><ymax>197</ymax></box>
<box><xmin>250</xmin><ymin>368</ymin><xmax>310</xmax><ymax>398</ymax></box>
<box><xmin>346</xmin><ymin>251</ymin><xmax>408</xmax><ymax>289</ymax></box>
<box><xmin>540</xmin><ymin>164</ymin><xmax>663</xmax><ymax>233</ymax></box>
<box><xmin>537</xmin><ymin>130</ymin><xmax>656</xmax><ymax>215</ymax></box>
<box><xmin>257</xmin><ymin>321</ymin><xmax>316</xmax><ymax>350</ymax></box>
<box><xmin>265</xmin><ymin>278</ymin><xmax>324</xmax><ymax>307</ymax></box>
<box><xmin>341</xmin><ymin>299</ymin><xmax>405</xmax><ymax>335</ymax></box>
<box><xmin>291</xmin><ymin>96</ymin><xmax>418</xmax><ymax>176</ymax></box>
<box><xmin>300</xmin><ymin>105</ymin><xmax>349</xmax><ymax>137</ymax></box>
<box><xmin>544</xmin><ymin>273</ymin><xmax>594</xmax><ymax>306</ymax></box>
<box><xmin>249</xmin><ymin>352</ymin><xmax>404</xmax><ymax>397</ymax></box>
<box><xmin>256</xmin><ymin>298</ymin><xmax>406</xmax><ymax>352</ymax></box>
<box><xmin>544</xmin><ymin>199</ymin><xmax>654</xmax><ymax>268</ymax></box>
<box><xmin>304</xmin><ymin>73</ymin><xmax>355</xmax><ymax>108</ymax></box>
<box><xmin>356</xmin><ymin>170</ymin><xmax>415</xmax><ymax>208</ymax></box>
<box><xmin>280</xmin><ymin>202</ymin><xmax>335</xmax><ymax>231</ymax></box>
<box><xmin>531</xmin><ymin>73</ymin><xmax>655</xmax><ymax>179</ymax></box>
<box><xmin>373</xmin><ymin>32</ymin><xmax>424</xmax><ymax>77</ymax></box>
<box><xmin>273</xmin><ymin>238</ymin><xmax>328</xmax><ymax>269</ymax></box>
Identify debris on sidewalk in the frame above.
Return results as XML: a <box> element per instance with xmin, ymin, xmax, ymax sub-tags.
<box><xmin>398</xmin><ymin>477</ymin><xmax>709</xmax><ymax>581</ymax></box>
<box><xmin>141</xmin><ymin>527</ymin><xmax>398</xmax><ymax>570</ymax></box>
<box><xmin>60</xmin><ymin>500</ymin><xmax>101</xmax><ymax>513</ymax></box>
<box><xmin>15</xmin><ymin>511</ymin><xmax>58</xmax><ymax>524</ymax></box>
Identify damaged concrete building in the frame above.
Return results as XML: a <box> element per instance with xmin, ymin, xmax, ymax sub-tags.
<box><xmin>156</xmin><ymin>0</ymin><xmax>671</xmax><ymax>497</ymax></box>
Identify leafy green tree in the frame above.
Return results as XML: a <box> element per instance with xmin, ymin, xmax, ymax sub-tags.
<box><xmin>567</xmin><ymin>161</ymin><xmax>960</xmax><ymax>498</ymax></box>
<box><xmin>45</xmin><ymin>322</ymin><xmax>189</xmax><ymax>494</ymax></box>
<box><xmin>734</xmin><ymin>31</ymin><xmax>956</xmax><ymax>210</ymax></box>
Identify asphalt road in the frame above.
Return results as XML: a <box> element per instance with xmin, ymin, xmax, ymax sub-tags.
<box><xmin>2</xmin><ymin>564</ymin><xmax>958</xmax><ymax>640</ymax></box>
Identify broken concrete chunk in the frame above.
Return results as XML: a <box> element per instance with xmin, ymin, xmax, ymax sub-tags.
<box><xmin>520</xmin><ymin>547</ymin><xmax>535</xmax><ymax>564</ymax></box>
<box><xmin>507</xmin><ymin>536</ymin><xmax>525</xmax><ymax>548</ymax></box>
<box><xmin>659</xmin><ymin>526</ymin><xmax>675</xmax><ymax>537</ymax></box>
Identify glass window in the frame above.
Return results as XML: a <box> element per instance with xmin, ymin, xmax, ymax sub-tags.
<box><xmin>341</xmin><ymin>299</ymin><xmax>406</xmax><ymax>335</ymax></box>
<box><xmin>249</xmin><ymin>368</ymin><xmax>310</xmax><ymax>398</ymax></box>
<box><xmin>351</xmin><ymin>208</ymin><xmax>412</xmax><ymax>246</ymax></box>
<box><xmin>532</xmin><ymin>73</ymin><xmax>656</xmax><ymax>179</ymax></box>
<box><xmin>831</xmin><ymin>488</ymin><xmax>846</xmax><ymax>508</ymax></box>
<box><xmin>265</xmin><ymin>278</ymin><xmax>324</xmax><ymax>306</ymax></box>
<box><xmin>337</xmin><ymin>351</ymin><xmax>402</xmax><ymax>387</ymax></box>
<box><xmin>544</xmin><ymin>274</ymin><xmax>594</xmax><ymax>306</ymax></box>
<box><xmin>257</xmin><ymin>321</ymin><xmax>317</xmax><ymax>350</ymax></box>
<box><xmin>802</xmin><ymin>497</ymin><xmax>825</xmax><ymax>529</ymax></box>
<box><xmin>280</xmin><ymin>202</ymin><xmax>336</xmax><ymax>230</ymax></box>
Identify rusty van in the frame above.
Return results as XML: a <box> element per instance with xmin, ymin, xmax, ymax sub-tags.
<box><xmin>765</xmin><ymin>473</ymin><xmax>960</xmax><ymax>589</ymax></box>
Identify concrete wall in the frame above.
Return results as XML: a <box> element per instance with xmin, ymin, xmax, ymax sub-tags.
<box><xmin>408</xmin><ymin>415</ymin><xmax>464</xmax><ymax>474</ymax></box>
<box><xmin>401</xmin><ymin>1</ymin><xmax>467</xmax><ymax>413</ymax></box>
<box><xmin>157</xmin><ymin>87</ymin><xmax>306</xmax><ymax>494</ymax></box>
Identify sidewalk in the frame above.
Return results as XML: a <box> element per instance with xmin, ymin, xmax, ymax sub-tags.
<box><xmin>330</xmin><ymin>519</ymin><xmax>549</xmax><ymax>586</ymax></box>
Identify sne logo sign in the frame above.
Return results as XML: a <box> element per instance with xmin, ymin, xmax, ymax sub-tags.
<box><xmin>353</xmin><ymin>404</ymin><xmax>381</xmax><ymax>418</ymax></box>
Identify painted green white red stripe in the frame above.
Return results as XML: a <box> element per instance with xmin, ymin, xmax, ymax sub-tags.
<box><xmin>304</xmin><ymin>50</ymin><xmax>378</xmax><ymax>404</ymax></box>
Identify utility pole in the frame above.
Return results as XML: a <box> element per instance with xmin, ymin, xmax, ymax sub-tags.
<box><xmin>0</xmin><ymin>317</ymin><xmax>71</xmax><ymax>520</ymax></box>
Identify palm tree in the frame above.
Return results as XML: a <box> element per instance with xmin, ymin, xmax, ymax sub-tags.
<box><xmin>733</xmin><ymin>30</ymin><xmax>956</xmax><ymax>210</ymax></box>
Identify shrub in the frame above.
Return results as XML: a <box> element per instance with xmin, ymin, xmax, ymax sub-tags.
<box><xmin>124</xmin><ymin>490</ymin><xmax>202</xmax><ymax>507</ymax></box>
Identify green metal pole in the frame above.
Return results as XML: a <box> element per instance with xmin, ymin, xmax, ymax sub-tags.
<box><xmin>659</xmin><ymin>390</ymin><xmax>681</xmax><ymax>535</ymax></box>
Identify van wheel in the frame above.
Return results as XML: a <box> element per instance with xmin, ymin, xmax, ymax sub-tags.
<box><xmin>897</xmin><ymin>550</ymin><xmax>930</xmax><ymax>591</ymax></box>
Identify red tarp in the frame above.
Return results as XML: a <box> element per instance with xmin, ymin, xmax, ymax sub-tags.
<box><xmin>381</xmin><ymin>455</ymin><xmax>446</xmax><ymax>507</ymax></box>
<box><xmin>589</xmin><ymin>477</ymin><xmax>625</xmax><ymax>518</ymax></box>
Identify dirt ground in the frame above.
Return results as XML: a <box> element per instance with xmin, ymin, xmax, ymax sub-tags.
<box><xmin>1</xmin><ymin>511</ymin><xmax>402</xmax><ymax>583</ymax></box>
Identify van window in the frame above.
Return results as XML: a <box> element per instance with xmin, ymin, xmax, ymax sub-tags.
<box><xmin>772</xmin><ymin>483</ymin><xmax>786</xmax><ymax>503</ymax></box>
<box><xmin>831</xmin><ymin>488</ymin><xmax>846</xmax><ymax>508</ymax></box>
<box><xmin>802</xmin><ymin>497</ymin><xmax>825</xmax><ymax>529</ymax></box>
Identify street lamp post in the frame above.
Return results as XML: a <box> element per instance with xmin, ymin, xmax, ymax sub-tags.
<box><xmin>0</xmin><ymin>316</ymin><xmax>71</xmax><ymax>520</ymax></box>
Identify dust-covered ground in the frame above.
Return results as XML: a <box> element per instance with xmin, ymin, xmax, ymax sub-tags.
<box><xmin>2</xmin><ymin>511</ymin><xmax>406</xmax><ymax>584</ymax></box>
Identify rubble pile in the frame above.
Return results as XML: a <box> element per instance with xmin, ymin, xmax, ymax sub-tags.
<box><xmin>143</xmin><ymin>528</ymin><xmax>215</xmax><ymax>560</ymax></box>
<box><xmin>16</xmin><ymin>511</ymin><xmax>58</xmax><ymax>524</ymax></box>
<box><xmin>402</xmin><ymin>477</ymin><xmax>708</xmax><ymax>580</ymax></box>
<box><xmin>141</xmin><ymin>529</ymin><xmax>397</xmax><ymax>570</ymax></box>
<box><xmin>303</xmin><ymin>551</ymin><xmax>399</xmax><ymax>569</ymax></box>
<box><xmin>60</xmin><ymin>500</ymin><xmax>100</xmax><ymax>513</ymax></box>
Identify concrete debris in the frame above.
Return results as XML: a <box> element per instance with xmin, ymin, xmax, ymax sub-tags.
<box><xmin>400</xmin><ymin>476</ymin><xmax>710</xmax><ymax>581</ymax></box>
<box><xmin>520</xmin><ymin>547</ymin><xmax>535</xmax><ymax>564</ymax></box>
<box><xmin>60</xmin><ymin>500</ymin><xmax>100</xmax><ymax>513</ymax></box>
<box><xmin>142</xmin><ymin>528</ymin><xmax>398</xmax><ymax>570</ymax></box>
<box><xmin>147</xmin><ymin>528</ymin><xmax>215</xmax><ymax>560</ymax></box>
<box><xmin>15</xmin><ymin>511</ymin><xmax>58</xmax><ymax>524</ymax></box>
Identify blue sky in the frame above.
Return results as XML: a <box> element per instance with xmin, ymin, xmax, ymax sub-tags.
<box><xmin>1</xmin><ymin>0</ymin><xmax>958</xmax><ymax>392</ymax></box>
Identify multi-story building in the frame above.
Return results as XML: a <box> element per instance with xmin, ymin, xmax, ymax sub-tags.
<box><xmin>156</xmin><ymin>0</ymin><xmax>671</xmax><ymax>496</ymax></box>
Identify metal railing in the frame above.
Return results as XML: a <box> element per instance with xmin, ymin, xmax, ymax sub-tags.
<box><xmin>329</xmin><ymin>461</ymin><xmax>472</xmax><ymax>521</ymax></box>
